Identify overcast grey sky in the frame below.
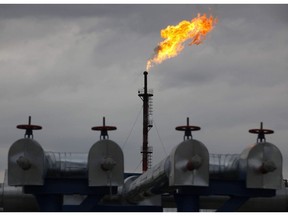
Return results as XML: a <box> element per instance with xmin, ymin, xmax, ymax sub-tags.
<box><xmin>0</xmin><ymin>4</ymin><xmax>288</xmax><ymax>180</ymax></box>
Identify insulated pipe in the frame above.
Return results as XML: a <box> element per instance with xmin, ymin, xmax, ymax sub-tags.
<box><xmin>45</xmin><ymin>152</ymin><xmax>88</xmax><ymax>178</ymax></box>
<box><xmin>209</xmin><ymin>154</ymin><xmax>240</xmax><ymax>179</ymax></box>
<box><xmin>15</xmin><ymin>150</ymin><xmax>275</xmax><ymax>181</ymax></box>
<box><xmin>123</xmin><ymin>153</ymin><xmax>239</xmax><ymax>204</ymax></box>
<box><xmin>123</xmin><ymin>141</ymin><xmax>282</xmax><ymax>204</ymax></box>
<box><xmin>43</xmin><ymin>143</ymin><xmax>281</xmax><ymax>184</ymax></box>
<box><xmin>12</xmin><ymin>144</ymin><xmax>281</xmax><ymax>182</ymax></box>
<box><xmin>208</xmin><ymin>142</ymin><xmax>282</xmax><ymax>189</ymax></box>
<box><xmin>13</xmin><ymin>150</ymin><xmax>121</xmax><ymax>179</ymax></box>
<box><xmin>123</xmin><ymin>158</ymin><xmax>170</xmax><ymax>203</ymax></box>
<box><xmin>123</xmin><ymin>139</ymin><xmax>209</xmax><ymax>203</ymax></box>
<box><xmin>8</xmin><ymin>138</ymin><xmax>124</xmax><ymax>185</ymax></box>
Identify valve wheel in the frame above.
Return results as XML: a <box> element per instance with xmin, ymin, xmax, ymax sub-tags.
<box><xmin>16</xmin><ymin>116</ymin><xmax>42</xmax><ymax>139</ymax></box>
<box><xmin>92</xmin><ymin>126</ymin><xmax>117</xmax><ymax>131</ymax></box>
<box><xmin>249</xmin><ymin>128</ymin><xmax>274</xmax><ymax>135</ymax></box>
<box><xmin>176</xmin><ymin>117</ymin><xmax>200</xmax><ymax>141</ymax></box>
<box><xmin>249</xmin><ymin>122</ymin><xmax>274</xmax><ymax>143</ymax></box>
<box><xmin>17</xmin><ymin>124</ymin><xmax>42</xmax><ymax>130</ymax></box>
<box><xmin>176</xmin><ymin>125</ymin><xmax>201</xmax><ymax>131</ymax></box>
<box><xmin>92</xmin><ymin>117</ymin><xmax>117</xmax><ymax>140</ymax></box>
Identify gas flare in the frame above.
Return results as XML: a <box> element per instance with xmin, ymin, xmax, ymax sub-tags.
<box><xmin>146</xmin><ymin>13</ymin><xmax>217</xmax><ymax>71</ymax></box>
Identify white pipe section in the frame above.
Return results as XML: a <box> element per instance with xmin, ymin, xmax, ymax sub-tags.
<box><xmin>123</xmin><ymin>139</ymin><xmax>209</xmax><ymax>203</ymax></box>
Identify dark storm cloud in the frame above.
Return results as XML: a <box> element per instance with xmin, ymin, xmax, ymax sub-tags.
<box><xmin>217</xmin><ymin>4</ymin><xmax>288</xmax><ymax>24</ymax></box>
<box><xmin>0</xmin><ymin>4</ymin><xmax>219</xmax><ymax>33</ymax></box>
<box><xmin>0</xmin><ymin>4</ymin><xmax>126</xmax><ymax>19</ymax></box>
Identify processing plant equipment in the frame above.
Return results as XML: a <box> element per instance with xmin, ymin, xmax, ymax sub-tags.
<box><xmin>0</xmin><ymin>72</ymin><xmax>287</xmax><ymax>212</ymax></box>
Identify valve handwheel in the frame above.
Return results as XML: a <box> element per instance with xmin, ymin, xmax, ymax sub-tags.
<box><xmin>16</xmin><ymin>116</ymin><xmax>42</xmax><ymax>139</ymax></box>
<box><xmin>249</xmin><ymin>122</ymin><xmax>274</xmax><ymax>143</ymax></box>
<box><xmin>92</xmin><ymin>117</ymin><xmax>117</xmax><ymax>140</ymax></box>
<box><xmin>175</xmin><ymin>125</ymin><xmax>201</xmax><ymax>131</ymax></box>
<box><xmin>176</xmin><ymin>117</ymin><xmax>201</xmax><ymax>140</ymax></box>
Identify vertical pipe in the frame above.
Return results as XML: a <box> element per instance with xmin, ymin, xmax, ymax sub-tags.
<box><xmin>142</xmin><ymin>71</ymin><xmax>149</xmax><ymax>172</ymax></box>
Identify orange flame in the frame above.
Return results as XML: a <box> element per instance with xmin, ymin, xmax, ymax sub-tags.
<box><xmin>146</xmin><ymin>13</ymin><xmax>217</xmax><ymax>71</ymax></box>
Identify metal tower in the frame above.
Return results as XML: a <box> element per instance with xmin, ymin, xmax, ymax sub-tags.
<box><xmin>138</xmin><ymin>71</ymin><xmax>153</xmax><ymax>172</ymax></box>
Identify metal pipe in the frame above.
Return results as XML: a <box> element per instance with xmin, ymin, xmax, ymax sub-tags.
<box><xmin>209</xmin><ymin>154</ymin><xmax>240</xmax><ymax>179</ymax></box>
<box><xmin>43</xmin><ymin>143</ymin><xmax>279</xmax><ymax>181</ymax></box>
<box><xmin>123</xmin><ymin>157</ymin><xmax>170</xmax><ymax>203</ymax></box>
<box><xmin>123</xmin><ymin>139</ymin><xmax>209</xmax><ymax>203</ymax></box>
<box><xmin>44</xmin><ymin>152</ymin><xmax>88</xmax><ymax>178</ymax></box>
<box><xmin>123</xmin><ymin>154</ymin><xmax>240</xmax><ymax>204</ymax></box>
<box><xmin>123</xmin><ymin>140</ymin><xmax>282</xmax><ymax>204</ymax></box>
<box><xmin>208</xmin><ymin>142</ymin><xmax>282</xmax><ymax>188</ymax></box>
